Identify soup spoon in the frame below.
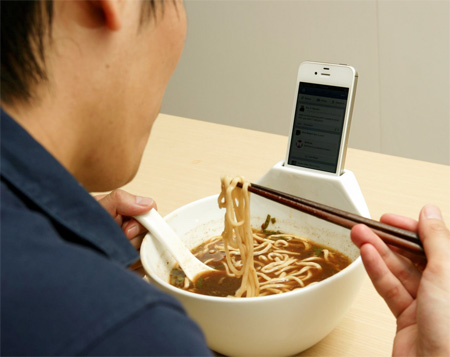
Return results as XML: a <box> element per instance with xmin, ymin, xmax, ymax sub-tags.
<box><xmin>135</xmin><ymin>209</ymin><xmax>214</xmax><ymax>281</ymax></box>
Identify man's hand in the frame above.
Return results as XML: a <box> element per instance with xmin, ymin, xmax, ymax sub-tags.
<box><xmin>95</xmin><ymin>189</ymin><xmax>156</xmax><ymax>250</ymax></box>
<box><xmin>351</xmin><ymin>205</ymin><xmax>450</xmax><ymax>356</ymax></box>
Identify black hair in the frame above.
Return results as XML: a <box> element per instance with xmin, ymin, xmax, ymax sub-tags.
<box><xmin>1</xmin><ymin>0</ymin><xmax>158</xmax><ymax>106</ymax></box>
<box><xmin>1</xmin><ymin>1</ymin><xmax>53</xmax><ymax>105</ymax></box>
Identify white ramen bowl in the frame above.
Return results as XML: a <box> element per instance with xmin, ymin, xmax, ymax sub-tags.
<box><xmin>141</xmin><ymin>194</ymin><xmax>365</xmax><ymax>356</ymax></box>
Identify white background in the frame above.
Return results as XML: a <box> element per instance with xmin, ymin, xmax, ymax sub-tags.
<box><xmin>161</xmin><ymin>0</ymin><xmax>450</xmax><ymax>165</ymax></box>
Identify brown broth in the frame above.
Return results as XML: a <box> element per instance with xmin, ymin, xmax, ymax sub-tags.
<box><xmin>169</xmin><ymin>229</ymin><xmax>352</xmax><ymax>297</ymax></box>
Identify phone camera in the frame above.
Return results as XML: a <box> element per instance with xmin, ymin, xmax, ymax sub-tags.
<box><xmin>314</xmin><ymin>72</ymin><xmax>317</xmax><ymax>75</ymax></box>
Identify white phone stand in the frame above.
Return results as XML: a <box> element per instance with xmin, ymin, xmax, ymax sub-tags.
<box><xmin>256</xmin><ymin>160</ymin><xmax>370</xmax><ymax>218</ymax></box>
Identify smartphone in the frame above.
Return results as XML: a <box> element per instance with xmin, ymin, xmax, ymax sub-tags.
<box><xmin>285</xmin><ymin>61</ymin><xmax>358</xmax><ymax>175</ymax></box>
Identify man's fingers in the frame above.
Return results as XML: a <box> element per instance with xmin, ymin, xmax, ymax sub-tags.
<box><xmin>351</xmin><ymin>224</ymin><xmax>421</xmax><ymax>299</ymax></box>
<box><xmin>359</xmin><ymin>243</ymin><xmax>414</xmax><ymax>318</ymax></box>
<box><xmin>96</xmin><ymin>190</ymin><xmax>156</xmax><ymax>247</ymax></box>
<box><xmin>98</xmin><ymin>189</ymin><xmax>156</xmax><ymax>217</ymax></box>
<box><xmin>418</xmin><ymin>205</ymin><xmax>450</xmax><ymax>263</ymax></box>
<box><xmin>417</xmin><ymin>205</ymin><xmax>450</xmax><ymax>292</ymax></box>
<box><xmin>129</xmin><ymin>233</ymin><xmax>145</xmax><ymax>250</ymax></box>
<box><xmin>122</xmin><ymin>219</ymin><xmax>148</xmax><ymax>240</ymax></box>
<box><xmin>380</xmin><ymin>213</ymin><xmax>418</xmax><ymax>232</ymax></box>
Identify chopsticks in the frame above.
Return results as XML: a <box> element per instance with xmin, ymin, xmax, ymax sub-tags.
<box><xmin>238</xmin><ymin>182</ymin><xmax>424</xmax><ymax>256</ymax></box>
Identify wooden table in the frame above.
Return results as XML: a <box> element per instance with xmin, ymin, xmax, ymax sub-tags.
<box><xmin>122</xmin><ymin>113</ymin><xmax>450</xmax><ymax>356</ymax></box>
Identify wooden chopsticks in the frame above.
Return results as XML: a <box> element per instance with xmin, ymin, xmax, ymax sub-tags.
<box><xmin>238</xmin><ymin>182</ymin><xmax>424</xmax><ymax>256</ymax></box>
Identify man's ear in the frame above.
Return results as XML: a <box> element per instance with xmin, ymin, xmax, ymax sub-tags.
<box><xmin>77</xmin><ymin>0</ymin><xmax>122</xmax><ymax>31</ymax></box>
<box><xmin>93</xmin><ymin>0</ymin><xmax>122</xmax><ymax>31</ymax></box>
<box><xmin>56</xmin><ymin>0</ymin><xmax>123</xmax><ymax>31</ymax></box>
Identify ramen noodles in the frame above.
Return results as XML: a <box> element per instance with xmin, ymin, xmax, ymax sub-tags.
<box><xmin>170</xmin><ymin>176</ymin><xmax>351</xmax><ymax>297</ymax></box>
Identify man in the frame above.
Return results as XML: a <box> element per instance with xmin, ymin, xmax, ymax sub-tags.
<box><xmin>3</xmin><ymin>1</ymin><xmax>449</xmax><ymax>356</ymax></box>
<box><xmin>1</xmin><ymin>0</ymin><xmax>211</xmax><ymax>355</ymax></box>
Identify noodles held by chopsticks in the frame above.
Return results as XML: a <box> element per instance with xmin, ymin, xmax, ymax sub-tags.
<box><xmin>218</xmin><ymin>176</ymin><xmax>259</xmax><ymax>297</ymax></box>
<box><xmin>215</xmin><ymin>176</ymin><xmax>350</xmax><ymax>297</ymax></box>
<box><xmin>170</xmin><ymin>176</ymin><xmax>351</xmax><ymax>298</ymax></box>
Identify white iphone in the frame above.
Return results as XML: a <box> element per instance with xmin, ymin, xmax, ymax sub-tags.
<box><xmin>284</xmin><ymin>61</ymin><xmax>358</xmax><ymax>175</ymax></box>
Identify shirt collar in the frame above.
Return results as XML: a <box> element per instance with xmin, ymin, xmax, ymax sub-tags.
<box><xmin>1</xmin><ymin>109</ymin><xmax>138</xmax><ymax>266</ymax></box>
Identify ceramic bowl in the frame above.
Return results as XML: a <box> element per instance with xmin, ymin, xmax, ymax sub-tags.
<box><xmin>140</xmin><ymin>194</ymin><xmax>364</xmax><ymax>356</ymax></box>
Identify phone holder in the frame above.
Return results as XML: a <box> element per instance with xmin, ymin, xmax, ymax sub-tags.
<box><xmin>256</xmin><ymin>160</ymin><xmax>370</xmax><ymax>218</ymax></box>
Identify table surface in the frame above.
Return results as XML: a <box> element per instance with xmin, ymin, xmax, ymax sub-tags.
<box><xmin>122</xmin><ymin>113</ymin><xmax>450</xmax><ymax>356</ymax></box>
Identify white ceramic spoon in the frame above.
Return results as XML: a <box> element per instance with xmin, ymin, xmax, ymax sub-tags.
<box><xmin>135</xmin><ymin>208</ymin><xmax>214</xmax><ymax>281</ymax></box>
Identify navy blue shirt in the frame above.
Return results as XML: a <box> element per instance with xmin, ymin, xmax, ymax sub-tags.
<box><xmin>0</xmin><ymin>109</ymin><xmax>211</xmax><ymax>356</ymax></box>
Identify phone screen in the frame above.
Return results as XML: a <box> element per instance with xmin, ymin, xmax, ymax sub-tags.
<box><xmin>287</xmin><ymin>82</ymin><xmax>349</xmax><ymax>173</ymax></box>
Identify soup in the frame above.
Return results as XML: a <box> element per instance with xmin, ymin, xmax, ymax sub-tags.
<box><xmin>170</xmin><ymin>221</ymin><xmax>351</xmax><ymax>297</ymax></box>
<box><xmin>170</xmin><ymin>176</ymin><xmax>351</xmax><ymax>298</ymax></box>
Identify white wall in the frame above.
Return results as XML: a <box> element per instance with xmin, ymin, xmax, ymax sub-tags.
<box><xmin>162</xmin><ymin>0</ymin><xmax>450</xmax><ymax>165</ymax></box>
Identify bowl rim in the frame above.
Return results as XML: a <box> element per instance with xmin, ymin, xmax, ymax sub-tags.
<box><xmin>141</xmin><ymin>194</ymin><xmax>363</xmax><ymax>304</ymax></box>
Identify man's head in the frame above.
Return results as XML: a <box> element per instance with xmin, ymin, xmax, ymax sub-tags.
<box><xmin>1</xmin><ymin>0</ymin><xmax>186</xmax><ymax>191</ymax></box>
<box><xmin>1</xmin><ymin>1</ymin><xmax>163</xmax><ymax>106</ymax></box>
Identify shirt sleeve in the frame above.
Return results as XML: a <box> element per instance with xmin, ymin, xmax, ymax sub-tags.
<box><xmin>81</xmin><ymin>303</ymin><xmax>213</xmax><ymax>356</ymax></box>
